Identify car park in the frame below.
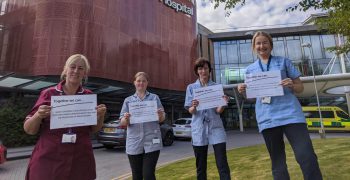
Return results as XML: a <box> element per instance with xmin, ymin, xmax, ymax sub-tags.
<box><xmin>97</xmin><ymin>120</ymin><xmax>174</xmax><ymax>149</ymax></box>
<box><xmin>0</xmin><ymin>140</ymin><xmax>6</xmax><ymax>164</ymax></box>
<box><xmin>172</xmin><ymin>118</ymin><xmax>192</xmax><ymax>138</ymax></box>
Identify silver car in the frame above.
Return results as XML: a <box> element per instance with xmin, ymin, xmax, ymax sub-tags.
<box><xmin>172</xmin><ymin>118</ymin><xmax>192</xmax><ymax>138</ymax></box>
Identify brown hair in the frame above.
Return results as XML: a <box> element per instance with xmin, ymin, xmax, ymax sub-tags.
<box><xmin>134</xmin><ymin>72</ymin><xmax>149</xmax><ymax>81</ymax></box>
<box><xmin>252</xmin><ymin>31</ymin><xmax>273</xmax><ymax>53</ymax></box>
<box><xmin>193</xmin><ymin>57</ymin><xmax>212</xmax><ymax>76</ymax></box>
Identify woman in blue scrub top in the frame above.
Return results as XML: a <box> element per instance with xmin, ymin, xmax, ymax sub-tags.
<box><xmin>185</xmin><ymin>57</ymin><xmax>231</xmax><ymax>180</ymax></box>
<box><xmin>120</xmin><ymin>72</ymin><xmax>165</xmax><ymax>180</ymax></box>
<box><xmin>238</xmin><ymin>31</ymin><xmax>322</xmax><ymax>180</ymax></box>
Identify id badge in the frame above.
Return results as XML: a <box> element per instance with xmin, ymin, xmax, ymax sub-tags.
<box><xmin>152</xmin><ymin>137</ymin><xmax>160</xmax><ymax>144</ymax></box>
<box><xmin>261</xmin><ymin>97</ymin><xmax>271</xmax><ymax>104</ymax></box>
<box><xmin>62</xmin><ymin>133</ymin><xmax>77</xmax><ymax>143</ymax></box>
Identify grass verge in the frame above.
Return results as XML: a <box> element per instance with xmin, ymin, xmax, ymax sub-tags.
<box><xmin>155</xmin><ymin>138</ymin><xmax>350</xmax><ymax>180</ymax></box>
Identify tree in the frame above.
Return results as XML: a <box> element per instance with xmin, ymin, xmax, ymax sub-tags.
<box><xmin>210</xmin><ymin>0</ymin><xmax>350</xmax><ymax>53</ymax></box>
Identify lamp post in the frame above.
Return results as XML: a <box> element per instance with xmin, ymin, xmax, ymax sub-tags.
<box><xmin>301</xmin><ymin>42</ymin><xmax>326</xmax><ymax>139</ymax></box>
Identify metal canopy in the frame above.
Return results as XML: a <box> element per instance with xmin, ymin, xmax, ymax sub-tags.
<box><xmin>0</xmin><ymin>72</ymin><xmax>186</xmax><ymax>105</ymax></box>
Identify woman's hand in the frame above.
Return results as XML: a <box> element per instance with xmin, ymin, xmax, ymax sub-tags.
<box><xmin>157</xmin><ymin>108</ymin><xmax>165</xmax><ymax>123</ymax></box>
<box><xmin>216</xmin><ymin>95</ymin><xmax>229</xmax><ymax>114</ymax></box>
<box><xmin>192</xmin><ymin>99</ymin><xmax>199</xmax><ymax>108</ymax></box>
<box><xmin>96</xmin><ymin>104</ymin><xmax>107</xmax><ymax>118</ymax></box>
<box><xmin>92</xmin><ymin>104</ymin><xmax>107</xmax><ymax>133</ymax></box>
<box><xmin>280</xmin><ymin>78</ymin><xmax>293</xmax><ymax>89</ymax></box>
<box><xmin>281</xmin><ymin>77</ymin><xmax>304</xmax><ymax>93</ymax></box>
<box><xmin>35</xmin><ymin>105</ymin><xmax>51</xmax><ymax>119</ymax></box>
<box><xmin>238</xmin><ymin>83</ymin><xmax>247</xmax><ymax>94</ymax></box>
<box><xmin>189</xmin><ymin>99</ymin><xmax>199</xmax><ymax>114</ymax></box>
<box><xmin>120</xmin><ymin>112</ymin><xmax>131</xmax><ymax>126</ymax></box>
<box><xmin>24</xmin><ymin>105</ymin><xmax>51</xmax><ymax>135</ymax></box>
<box><xmin>223</xmin><ymin>95</ymin><xmax>229</xmax><ymax>103</ymax></box>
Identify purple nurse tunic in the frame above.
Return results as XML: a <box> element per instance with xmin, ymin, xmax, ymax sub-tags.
<box><xmin>25</xmin><ymin>81</ymin><xmax>96</xmax><ymax>180</ymax></box>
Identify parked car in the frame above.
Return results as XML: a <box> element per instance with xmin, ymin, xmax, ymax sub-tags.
<box><xmin>97</xmin><ymin>120</ymin><xmax>174</xmax><ymax>149</ymax></box>
<box><xmin>0</xmin><ymin>140</ymin><xmax>7</xmax><ymax>164</ymax></box>
<box><xmin>172</xmin><ymin>118</ymin><xmax>192</xmax><ymax>139</ymax></box>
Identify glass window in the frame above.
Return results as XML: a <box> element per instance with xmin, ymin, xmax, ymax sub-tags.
<box><xmin>286</xmin><ymin>39</ymin><xmax>302</xmax><ymax>61</ymax></box>
<box><xmin>213</xmin><ymin>42</ymin><xmax>220</xmax><ymax>65</ymax></box>
<box><xmin>322</xmin><ymin>35</ymin><xmax>336</xmax><ymax>58</ymax></box>
<box><xmin>272</xmin><ymin>40</ymin><xmax>286</xmax><ymax>57</ymax></box>
<box><xmin>226</xmin><ymin>43</ymin><xmax>239</xmax><ymax>64</ymax></box>
<box><xmin>0</xmin><ymin>1</ymin><xmax>7</xmax><ymax>15</ymax></box>
<box><xmin>336</xmin><ymin>111</ymin><xmax>349</xmax><ymax>119</ymax></box>
<box><xmin>219</xmin><ymin>65</ymin><xmax>246</xmax><ymax>84</ymax></box>
<box><xmin>214</xmin><ymin>65</ymin><xmax>221</xmax><ymax>83</ymax></box>
<box><xmin>220</xmin><ymin>44</ymin><xmax>227</xmax><ymax>64</ymax></box>
<box><xmin>304</xmin><ymin>111</ymin><xmax>334</xmax><ymax>118</ymax></box>
<box><xmin>220</xmin><ymin>68</ymin><xmax>226</xmax><ymax>84</ymax></box>
<box><xmin>301</xmin><ymin>35</ymin><xmax>311</xmax><ymax>59</ymax></box>
<box><xmin>310</xmin><ymin>35</ymin><xmax>323</xmax><ymax>59</ymax></box>
<box><xmin>239</xmin><ymin>43</ymin><xmax>253</xmax><ymax>63</ymax></box>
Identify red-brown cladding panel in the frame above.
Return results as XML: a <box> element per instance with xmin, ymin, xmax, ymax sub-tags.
<box><xmin>0</xmin><ymin>0</ymin><xmax>197</xmax><ymax>91</ymax></box>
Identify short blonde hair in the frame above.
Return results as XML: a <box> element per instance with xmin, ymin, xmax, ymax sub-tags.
<box><xmin>134</xmin><ymin>72</ymin><xmax>149</xmax><ymax>81</ymax></box>
<box><xmin>60</xmin><ymin>54</ymin><xmax>90</xmax><ymax>83</ymax></box>
<box><xmin>252</xmin><ymin>31</ymin><xmax>273</xmax><ymax>53</ymax></box>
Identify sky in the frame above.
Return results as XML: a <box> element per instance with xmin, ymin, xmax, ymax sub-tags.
<box><xmin>196</xmin><ymin>0</ymin><xmax>322</xmax><ymax>32</ymax></box>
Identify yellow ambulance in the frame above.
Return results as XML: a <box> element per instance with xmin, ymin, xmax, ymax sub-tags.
<box><xmin>302</xmin><ymin>106</ymin><xmax>350</xmax><ymax>131</ymax></box>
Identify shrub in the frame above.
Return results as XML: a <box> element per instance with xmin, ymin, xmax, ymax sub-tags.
<box><xmin>0</xmin><ymin>96</ymin><xmax>38</xmax><ymax>147</ymax></box>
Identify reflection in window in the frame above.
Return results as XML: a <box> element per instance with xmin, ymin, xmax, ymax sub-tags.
<box><xmin>214</xmin><ymin>65</ymin><xmax>246</xmax><ymax>85</ymax></box>
<box><xmin>322</xmin><ymin>35</ymin><xmax>336</xmax><ymax>58</ymax></box>
<box><xmin>226</xmin><ymin>42</ymin><xmax>239</xmax><ymax>64</ymax></box>
<box><xmin>286</xmin><ymin>39</ymin><xmax>302</xmax><ymax>61</ymax></box>
<box><xmin>272</xmin><ymin>40</ymin><xmax>286</xmax><ymax>57</ymax></box>
<box><xmin>220</xmin><ymin>44</ymin><xmax>227</xmax><ymax>64</ymax></box>
<box><xmin>0</xmin><ymin>1</ymin><xmax>7</xmax><ymax>15</ymax></box>
<box><xmin>310</xmin><ymin>35</ymin><xmax>323</xmax><ymax>59</ymax></box>
<box><xmin>214</xmin><ymin>65</ymin><xmax>221</xmax><ymax>83</ymax></box>
<box><xmin>239</xmin><ymin>43</ymin><xmax>253</xmax><ymax>63</ymax></box>
<box><xmin>213</xmin><ymin>42</ymin><xmax>220</xmax><ymax>64</ymax></box>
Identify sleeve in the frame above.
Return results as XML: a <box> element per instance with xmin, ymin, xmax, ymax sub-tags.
<box><xmin>155</xmin><ymin>95</ymin><xmax>164</xmax><ymax>109</ymax></box>
<box><xmin>285</xmin><ymin>57</ymin><xmax>301</xmax><ymax>79</ymax></box>
<box><xmin>184</xmin><ymin>85</ymin><xmax>193</xmax><ymax>110</ymax></box>
<box><xmin>245</xmin><ymin>65</ymin><xmax>251</xmax><ymax>75</ymax></box>
<box><xmin>25</xmin><ymin>89</ymin><xmax>51</xmax><ymax>120</ymax></box>
<box><xmin>119</xmin><ymin>98</ymin><xmax>129</xmax><ymax>120</ymax></box>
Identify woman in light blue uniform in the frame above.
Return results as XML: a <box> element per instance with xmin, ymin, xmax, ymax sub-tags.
<box><xmin>185</xmin><ymin>57</ymin><xmax>231</xmax><ymax>180</ymax></box>
<box><xmin>120</xmin><ymin>72</ymin><xmax>165</xmax><ymax>180</ymax></box>
<box><xmin>238</xmin><ymin>31</ymin><xmax>322</xmax><ymax>180</ymax></box>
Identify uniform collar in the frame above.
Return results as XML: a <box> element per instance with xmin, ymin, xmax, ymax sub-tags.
<box><xmin>133</xmin><ymin>90</ymin><xmax>150</xmax><ymax>98</ymax></box>
<box><xmin>195</xmin><ymin>79</ymin><xmax>214</xmax><ymax>87</ymax></box>
<box><xmin>55</xmin><ymin>80</ymin><xmax>85</xmax><ymax>94</ymax></box>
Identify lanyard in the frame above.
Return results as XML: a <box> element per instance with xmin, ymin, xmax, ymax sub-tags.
<box><xmin>258</xmin><ymin>55</ymin><xmax>272</xmax><ymax>72</ymax></box>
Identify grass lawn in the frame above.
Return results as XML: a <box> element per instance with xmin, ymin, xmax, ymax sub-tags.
<box><xmin>154</xmin><ymin>138</ymin><xmax>350</xmax><ymax>180</ymax></box>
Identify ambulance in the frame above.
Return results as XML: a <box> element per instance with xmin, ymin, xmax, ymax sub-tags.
<box><xmin>302</xmin><ymin>106</ymin><xmax>350</xmax><ymax>131</ymax></box>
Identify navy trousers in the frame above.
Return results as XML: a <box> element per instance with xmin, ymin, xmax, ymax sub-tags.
<box><xmin>128</xmin><ymin>150</ymin><xmax>160</xmax><ymax>180</ymax></box>
<box><xmin>262</xmin><ymin>123</ymin><xmax>323</xmax><ymax>180</ymax></box>
<box><xmin>193</xmin><ymin>143</ymin><xmax>231</xmax><ymax>180</ymax></box>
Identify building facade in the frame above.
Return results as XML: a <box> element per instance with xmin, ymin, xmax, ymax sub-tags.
<box><xmin>0</xmin><ymin>0</ymin><xmax>198</xmax><ymax>122</ymax></box>
<box><xmin>207</xmin><ymin>24</ymin><xmax>350</xmax><ymax>129</ymax></box>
